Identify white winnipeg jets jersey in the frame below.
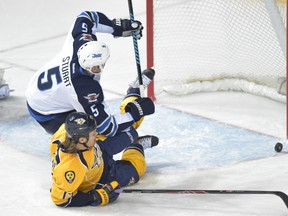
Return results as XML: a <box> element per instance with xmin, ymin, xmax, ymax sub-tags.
<box><xmin>26</xmin><ymin>11</ymin><xmax>134</xmax><ymax>136</ymax></box>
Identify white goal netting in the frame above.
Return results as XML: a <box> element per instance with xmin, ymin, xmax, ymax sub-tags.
<box><xmin>151</xmin><ymin>0</ymin><xmax>287</xmax><ymax>102</ymax></box>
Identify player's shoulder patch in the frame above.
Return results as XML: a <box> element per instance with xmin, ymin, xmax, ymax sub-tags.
<box><xmin>65</xmin><ymin>171</ymin><xmax>75</xmax><ymax>184</ymax></box>
<box><xmin>84</xmin><ymin>93</ymin><xmax>100</xmax><ymax>103</ymax></box>
<box><xmin>79</xmin><ymin>33</ymin><xmax>94</xmax><ymax>42</ymax></box>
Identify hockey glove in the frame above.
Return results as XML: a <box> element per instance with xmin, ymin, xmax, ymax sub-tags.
<box><xmin>125</xmin><ymin>97</ymin><xmax>155</xmax><ymax>122</ymax></box>
<box><xmin>90</xmin><ymin>181</ymin><xmax>119</xmax><ymax>206</ymax></box>
<box><xmin>112</xmin><ymin>19</ymin><xmax>143</xmax><ymax>39</ymax></box>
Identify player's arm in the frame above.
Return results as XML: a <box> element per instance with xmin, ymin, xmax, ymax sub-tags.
<box><xmin>73</xmin><ymin>11</ymin><xmax>114</xmax><ymax>36</ymax></box>
<box><xmin>69</xmin><ymin>11</ymin><xmax>116</xmax><ymax>56</ymax></box>
<box><xmin>52</xmin><ymin>182</ymin><xmax>119</xmax><ymax>207</ymax></box>
<box><xmin>88</xmin><ymin>99</ymin><xmax>154</xmax><ymax>137</ymax></box>
<box><xmin>78</xmin><ymin>11</ymin><xmax>143</xmax><ymax>38</ymax></box>
<box><xmin>70</xmin><ymin>12</ymin><xmax>99</xmax><ymax>53</ymax></box>
<box><xmin>50</xmin><ymin>162</ymin><xmax>89</xmax><ymax>206</ymax></box>
<box><xmin>93</xmin><ymin>104</ymin><xmax>135</xmax><ymax>137</ymax></box>
<box><xmin>71</xmin><ymin>11</ymin><xmax>143</xmax><ymax>48</ymax></box>
<box><xmin>70</xmin><ymin>77</ymin><xmax>131</xmax><ymax>136</ymax></box>
<box><xmin>72</xmin><ymin>78</ymin><xmax>154</xmax><ymax>137</ymax></box>
<box><xmin>51</xmin><ymin>187</ymin><xmax>94</xmax><ymax>207</ymax></box>
<box><xmin>82</xmin><ymin>95</ymin><xmax>136</xmax><ymax>137</ymax></box>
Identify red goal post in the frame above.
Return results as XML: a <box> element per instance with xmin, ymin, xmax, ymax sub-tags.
<box><xmin>146</xmin><ymin>0</ymin><xmax>155</xmax><ymax>101</ymax></box>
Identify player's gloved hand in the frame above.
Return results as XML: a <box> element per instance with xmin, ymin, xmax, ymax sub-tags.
<box><xmin>90</xmin><ymin>181</ymin><xmax>119</xmax><ymax>206</ymax></box>
<box><xmin>112</xmin><ymin>19</ymin><xmax>143</xmax><ymax>39</ymax></box>
<box><xmin>125</xmin><ymin>97</ymin><xmax>155</xmax><ymax>122</ymax></box>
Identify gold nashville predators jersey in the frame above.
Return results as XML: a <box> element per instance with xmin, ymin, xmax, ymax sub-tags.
<box><xmin>50</xmin><ymin>124</ymin><xmax>104</xmax><ymax>205</ymax></box>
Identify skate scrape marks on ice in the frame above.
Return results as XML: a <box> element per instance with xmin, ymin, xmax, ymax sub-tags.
<box><xmin>0</xmin><ymin>116</ymin><xmax>51</xmax><ymax>158</ymax></box>
<box><xmin>0</xmin><ymin>100</ymin><xmax>280</xmax><ymax>172</ymax></box>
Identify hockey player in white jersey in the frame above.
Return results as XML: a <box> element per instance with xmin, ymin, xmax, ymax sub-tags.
<box><xmin>26</xmin><ymin>11</ymin><xmax>155</xmax><ymax>137</ymax></box>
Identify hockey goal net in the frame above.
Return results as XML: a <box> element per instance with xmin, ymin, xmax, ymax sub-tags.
<box><xmin>146</xmin><ymin>0</ymin><xmax>287</xmax><ymax>103</ymax></box>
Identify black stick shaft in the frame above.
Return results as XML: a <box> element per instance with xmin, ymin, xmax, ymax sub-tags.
<box><xmin>118</xmin><ymin>189</ymin><xmax>288</xmax><ymax>209</ymax></box>
<box><xmin>128</xmin><ymin>0</ymin><xmax>144</xmax><ymax>96</ymax></box>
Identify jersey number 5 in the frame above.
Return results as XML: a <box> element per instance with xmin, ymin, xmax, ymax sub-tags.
<box><xmin>37</xmin><ymin>66</ymin><xmax>62</xmax><ymax>91</ymax></box>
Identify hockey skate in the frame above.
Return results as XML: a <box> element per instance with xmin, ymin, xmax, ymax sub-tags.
<box><xmin>133</xmin><ymin>135</ymin><xmax>159</xmax><ymax>149</ymax></box>
<box><xmin>128</xmin><ymin>68</ymin><xmax>155</xmax><ymax>90</ymax></box>
<box><xmin>126</xmin><ymin>68</ymin><xmax>155</xmax><ymax>97</ymax></box>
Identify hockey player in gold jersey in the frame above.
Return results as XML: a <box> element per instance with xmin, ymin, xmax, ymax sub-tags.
<box><xmin>50</xmin><ymin>111</ymin><xmax>158</xmax><ymax>207</ymax></box>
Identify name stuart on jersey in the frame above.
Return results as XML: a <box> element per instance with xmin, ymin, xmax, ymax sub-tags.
<box><xmin>61</xmin><ymin>56</ymin><xmax>71</xmax><ymax>87</ymax></box>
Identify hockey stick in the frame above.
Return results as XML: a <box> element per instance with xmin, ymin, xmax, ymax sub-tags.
<box><xmin>116</xmin><ymin>188</ymin><xmax>288</xmax><ymax>209</ymax></box>
<box><xmin>127</xmin><ymin>0</ymin><xmax>144</xmax><ymax>97</ymax></box>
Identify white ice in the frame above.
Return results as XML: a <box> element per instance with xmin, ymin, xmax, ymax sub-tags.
<box><xmin>0</xmin><ymin>0</ymin><xmax>287</xmax><ymax>215</ymax></box>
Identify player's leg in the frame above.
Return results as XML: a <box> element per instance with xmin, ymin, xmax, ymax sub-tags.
<box><xmin>126</xmin><ymin>68</ymin><xmax>155</xmax><ymax>97</ymax></box>
<box><xmin>120</xmin><ymin>69</ymin><xmax>155</xmax><ymax>129</ymax></box>
<box><xmin>27</xmin><ymin>105</ymin><xmax>75</xmax><ymax>134</ymax></box>
<box><xmin>97</xmin><ymin>127</ymin><xmax>138</xmax><ymax>156</ymax></box>
<box><xmin>37</xmin><ymin>110</ymin><xmax>75</xmax><ymax>134</ymax></box>
<box><xmin>104</xmin><ymin>135</ymin><xmax>159</xmax><ymax>187</ymax></box>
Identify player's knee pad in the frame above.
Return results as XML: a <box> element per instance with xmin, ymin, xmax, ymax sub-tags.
<box><xmin>120</xmin><ymin>96</ymin><xmax>144</xmax><ymax>129</ymax></box>
<box><xmin>122</xmin><ymin>144</ymin><xmax>146</xmax><ymax>177</ymax></box>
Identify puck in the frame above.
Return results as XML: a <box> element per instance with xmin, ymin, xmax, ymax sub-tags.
<box><xmin>274</xmin><ymin>142</ymin><xmax>283</xmax><ymax>152</ymax></box>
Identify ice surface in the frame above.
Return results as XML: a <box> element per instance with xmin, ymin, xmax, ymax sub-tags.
<box><xmin>0</xmin><ymin>0</ymin><xmax>287</xmax><ymax>215</ymax></box>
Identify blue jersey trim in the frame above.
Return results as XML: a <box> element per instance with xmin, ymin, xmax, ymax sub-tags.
<box><xmin>78</xmin><ymin>11</ymin><xmax>91</xmax><ymax>20</ymax></box>
<box><xmin>91</xmin><ymin>11</ymin><xmax>98</xmax><ymax>25</ymax></box>
<box><xmin>97</xmin><ymin>115</ymin><xmax>118</xmax><ymax>137</ymax></box>
<box><xmin>26</xmin><ymin>102</ymin><xmax>60</xmax><ymax>122</ymax></box>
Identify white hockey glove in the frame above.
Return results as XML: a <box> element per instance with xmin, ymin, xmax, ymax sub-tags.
<box><xmin>112</xmin><ymin>19</ymin><xmax>143</xmax><ymax>39</ymax></box>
